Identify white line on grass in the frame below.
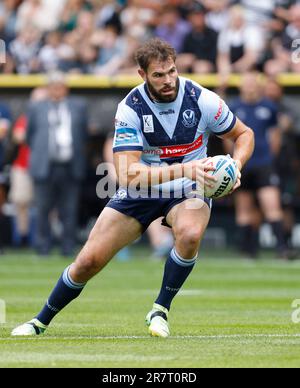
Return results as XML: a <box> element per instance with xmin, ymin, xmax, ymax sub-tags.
<box><xmin>1</xmin><ymin>334</ymin><xmax>300</xmax><ymax>341</ymax></box>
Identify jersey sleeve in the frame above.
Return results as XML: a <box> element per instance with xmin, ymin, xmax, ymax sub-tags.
<box><xmin>113</xmin><ymin>102</ymin><xmax>144</xmax><ymax>153</ymax></box>
<box><xmin>201</xmin><ymin>89</ymin><xmax>237</xmax><ymax>136</ymax></box>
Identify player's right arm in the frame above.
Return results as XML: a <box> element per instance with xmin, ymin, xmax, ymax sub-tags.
<box><xmin>113</xmin><ymin>102</ymin><xmax>216</xmax><ymax>188</ymax></box>
<box><xmin>114</xmin><ymin>150</ymin><xmax>216</xmax><ymax>189</ymax></box>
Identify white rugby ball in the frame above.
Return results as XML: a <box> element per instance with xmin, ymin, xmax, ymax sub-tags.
<box><xmin>204</xmin><ymin>155</ymin><xmax>238</xmax><ymax>199</ymax></box>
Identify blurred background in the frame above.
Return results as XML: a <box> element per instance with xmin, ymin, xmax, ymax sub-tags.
<box><xmin>0</xmin><ymin>0</ymin><xmax>300</xmax><ymax>258</ymax></box>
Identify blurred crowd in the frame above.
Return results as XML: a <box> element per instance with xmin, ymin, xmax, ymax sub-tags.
<box><xmin>0</xmin><ymin>0</ymin><xmax>300</xmax><ymax>79</ymax></box>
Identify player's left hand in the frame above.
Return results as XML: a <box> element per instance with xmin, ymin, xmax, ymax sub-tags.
<box><xmin>230</xmin><ymin>159</ymin><xmax>242</xmax><ymax>194</ymax></box>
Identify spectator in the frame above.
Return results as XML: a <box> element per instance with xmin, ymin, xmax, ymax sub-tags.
<box><xmin>38</xmin><ymin>31</ymin><xmax>66</xmax><ymax>72</ymax></box>
<box><xmin>116</xmin><ymin>34</ymin><xmax>140</xmax><ymax>74</ymax></box>
<box><xmin>204</xmin><ymin>0</ymin><xmax>231</xmax><ymax>33</ymax></box>
<box><xmin>234</xmin><ymin>0</ymin><xmax>276</xmax><ymax>27</ymax></box>
<box><xmin>94</xmin><ymin>25</ymin><xmax>126</xmax><ymax>75</ymax></box>
<box><xmin>27</xmin><ymin>72</ymin><xmax>88</xmax><ymax>257</ymax></box>
<box><xmin>0</xmin><ymin>101</ymin><xmax>12</xmax><ymax>254</ymax></box>
<box><xmin>120</xmin><ymin>0</ymin><xmax>162</xmax><ymax>40</ymax></box>
<box><xmin>217</xmin><ymin>6</ymin><xmax>264</xmax><ymax>87</ymax></box>
<box><xmin>95</xmin><ymin>0</ymin><xmax>123</xmax><ymax>34</ymax></box>
<box><xmin>57</xmin><ymin>10</ymin><xmax>97</xmax><ymax>73</ymax></box>
<box><xmin>8</xmin><ymin>87</ymin><xmax>48</xmax><ymax>247</ymax></box>
<box><xmin>264</xmin><ymin>78</ymin><xmax>299</xmax><ymax>247</ymax></box>
<box><xmin>6</xmin><ymin>26</ymin><xmax>41</xmax><ymax>74</ymax></box>
<box><xmin>0</xmin><ymin>101</ymin><xmax>11</xmax><ymax>171</ymax></box>
<box><xmin>264</xmin><ymin>4</ymin><xmax>300</xmax><ymax>75</ymax></box>
<box><xmin>0</xmin><ymin>0</ymin><xmax>20</xmax><ymax>44</ymax></box>
<box><xmin>155</xmin><ymin>6</ymin><xmax>191</xmax><ymax>54</ymax></box>
<box><xmin>176</xmin><ymin>3</ymin><xmax>218</xmax><ymax>74</ymax></box>
<box><xmin>56</xmin><ymin>31</ymin><xmax>79</xmax><ymax>73</ymax></box>
<box><xmin>230</xmin><ymin>72</ymin><xmax>296</xmax><ymax>260</ymax></box>
<box><xmin>16</xmin><ymin>0</ymin><xmax>66</xmax><ymax>34</ymax></box>
<box><xmin>59</xmin><ymin>0</ymin><xmax>92</xmax><ymax>32</ymax></box>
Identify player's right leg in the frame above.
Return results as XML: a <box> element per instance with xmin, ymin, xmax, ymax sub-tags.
<box><xmin>11</xmin><ymin>208</ymin><xmax>143</xmax><ymax>336</ymax></box>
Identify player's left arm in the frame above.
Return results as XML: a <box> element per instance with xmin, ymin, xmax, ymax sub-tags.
<box><xmin>219</xmin><ymin>117</ymin><xmax>255</xmax><ymax>171</ymax></box>
<box><xmin>201</xmin><ymin>88</ymin><xmax>255</xmax><ymax>192</ymax></box>
<box><xmin>218</xmin><ymin>117</ymin><xmax>255</xmax><ymax>191</ymax></box>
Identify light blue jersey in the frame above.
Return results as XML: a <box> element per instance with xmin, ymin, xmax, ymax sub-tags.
<box><xmin>113</xmin><ymin>77</ymin><xmax>236</xmax><ymax>194</ymax></box>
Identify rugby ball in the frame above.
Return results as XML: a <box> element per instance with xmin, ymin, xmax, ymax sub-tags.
<box><xmin>204</xmin><ymin>155</ymin><xmax>238</xmax><ymax>199</ymax></box>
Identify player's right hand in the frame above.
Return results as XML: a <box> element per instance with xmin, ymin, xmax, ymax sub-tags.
<box><xmin>183</xmin><ymin>158</ymin><xmax>217</xmax><ymax>189</ymax></box>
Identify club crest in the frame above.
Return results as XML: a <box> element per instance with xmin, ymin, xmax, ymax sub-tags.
<box><xmin>182</xmin><ymin>110</ymin><xmax>199</xmax><ymax>128</ymax></box>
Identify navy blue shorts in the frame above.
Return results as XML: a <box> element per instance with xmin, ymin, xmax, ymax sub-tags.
<box><xmin>106</xmin><ymin>189</ymin><xmax>212</xmax><ymax>232</ymax></box>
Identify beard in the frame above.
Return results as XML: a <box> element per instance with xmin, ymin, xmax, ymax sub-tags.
<box><xmin>146</xmin><ymin>77</ymin><xmax>180</xmax><ymax>103</ymax></box>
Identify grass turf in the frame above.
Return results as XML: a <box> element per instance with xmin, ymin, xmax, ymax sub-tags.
<box><xmin>0</xmin><ymin>248</ymin><xmax>300</xmax><ymax>368</ymax></box>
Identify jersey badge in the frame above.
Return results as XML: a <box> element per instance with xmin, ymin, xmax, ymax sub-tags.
<box><xmin>182</xmin><ymin>110</ymin><xmax>199</xmax><ymax>128</ymax></box>
<box><xmin>143</xmin><ymin>115</ymin><xmax>154</xmax><ymax>133</ymax></box>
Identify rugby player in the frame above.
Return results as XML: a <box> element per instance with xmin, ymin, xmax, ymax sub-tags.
<box><xmin>12</xmin><ymin>39</ymin><xmax>254</xmax><ymax>338</ymax></box>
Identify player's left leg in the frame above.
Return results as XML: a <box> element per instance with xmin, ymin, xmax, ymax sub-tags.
<box><xmin>146</xmin><ymin>198</ymin><xmax>211</xmax><ymax>337</ymax></box>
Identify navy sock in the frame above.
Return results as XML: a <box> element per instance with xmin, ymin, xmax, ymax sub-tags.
<box><xmin>270</xmin><ymin>221</ymin><xmax>287</xmax><ymax>253</ymax></box>
<box><xmin>36</xmin><ymin>266</ymin><xmax>86</xmax><ymax>326</ymax></box>
<box><xmin>239</xmin><ymin>225</ymin><xmax>259</xmax><ymax>257</ymax></box>
<box><xmin>155</xmin><ymin>248</ymin><xmax>197</xmax><ymax>311</ymax></box>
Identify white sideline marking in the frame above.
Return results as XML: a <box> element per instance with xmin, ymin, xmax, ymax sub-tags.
<box><xmin>2</xmin><ymin>334</ymin><xmax>300</xmax><ymax>341</ymax></box>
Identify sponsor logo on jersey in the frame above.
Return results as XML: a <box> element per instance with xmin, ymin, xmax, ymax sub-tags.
<box><xmin>115</xmin><ymin>128</ymin><xmax>139</xmax><ymax>145</ymax></box>
<box><xmin>143</xmin><ymin>149</ymin><xmax>163</xmax><ymax>156</ymax></box>
<box><xmin>214</xmin><ymin>99</ymin><xmax>223</xmax><ymax>121</ymax></box>
<box><xmin>143</xmin><ymin>115</ymin><xmax>154</xmax><ymax>133</ymax></box>
<box><xmin>182</xmin><ymin>110</ymin><xmax>199</xmax><ymax>128</ymax></box>
<box><xmin>159</xmin><ymin>134</ymin><xmax>203</xmax><ymax>159</ymax></box>
<box><xmin>159</xmin><ymin>109</ymin><xmax>175</xmax><ymax>116</ymax></box>
<box><xmin>218</xmin><ymin>111</ymin><xmax>230</xmax><ymax>126</ymax></box>
<box><xmin>115</xmin><ymin>118</ymin><xmax>128</xmax><ymax>127</ymax></box>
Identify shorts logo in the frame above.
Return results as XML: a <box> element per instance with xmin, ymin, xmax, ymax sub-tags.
<box><xmin>112</xmin><ymin>189</ymin><xmax>127</xmax><ymax>201</ymax></box>
<box><xmin>143</xmin><ymin>115</ymin><xmax>154</xmax><ymax>133</ymax></box>
<box><xmin>182</xmin><ymin>110</ymin><xmax>198</xmax><ymax>128</ymax></box>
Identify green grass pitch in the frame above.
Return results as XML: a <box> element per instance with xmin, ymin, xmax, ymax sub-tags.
<box><xmin>1</xmin><ymin>248</ymin><xmax>300</xmax><ymax>368</ymax></box>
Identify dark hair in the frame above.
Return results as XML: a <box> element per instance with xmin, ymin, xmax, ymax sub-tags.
<box><xmin>135</xmin><ymin>38</ymin><xmax>177</xmax><ymax>72</ymax></box>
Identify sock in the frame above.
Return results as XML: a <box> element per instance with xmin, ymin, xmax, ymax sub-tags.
<box><xmin>238</xmin><ymin>225</ymin><xmax>259</xmax><ymax>257</ymax></box>
<box><xmin>284</xmin><ymin>229</ymin><xmax>292</xmax><ymax>248</ymax></box>
<box><xmin>251</xmin><ymin>228</ymin><xmax>260</xmax><ymax>258</ymax></box>
<box><xmin>155</xmin><ymin>248</ymin><xmax>197</xmax><ymax>311</ymax></box>
<box><xmin>270</xmin><ymin>221</ymin><xmax>287</xmax><ymax>253</ymax></box>
<box><xmin>36</xmin><ymin>266</ymin><xmax>86</xmax><ymax>326</ymax></box>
